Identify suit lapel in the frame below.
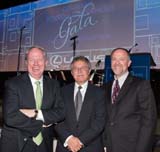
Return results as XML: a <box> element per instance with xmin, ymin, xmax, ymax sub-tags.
<box><xmin>42</xmin><ymin>76</ymin><xmax>55</xmax><ymax>109</ymax></box>
<box><xmin>21</xmin><ymin>73</ymin><xmax>36</xmax><ymax>108</ymax></box>
<box><xmin>68</xmin><ymin>84</ymin><xmax>78</xmax><ymax>123</ymax></box>
<box><xmin>107</xmin><ymin>75</ymin><xmax>133</xmax><ymax>121</ymax></box>
<box><xmin>78</xmin><ymin>84</ymin><xmax>93</xmax><ymax>122</ymax></box>
<box><xmin>115</xmin><ymin>75</ymin><xmax>133</xmax><ymax>104</ymax></box>
<box><xmin>104</xmin><ymin>81</ymin><xmax>116</xmax><ymax>121</ymax></box>
<box><xmin>42</xmin><ymin>76</ymin><xmax>47</xmax><ymax>108</ymax></box>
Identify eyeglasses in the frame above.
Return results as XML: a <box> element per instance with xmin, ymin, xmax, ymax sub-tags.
<box><xmin>72</xmin><ymin>66</ymin><xmax>89</xmax><ymax>72</ymax></box>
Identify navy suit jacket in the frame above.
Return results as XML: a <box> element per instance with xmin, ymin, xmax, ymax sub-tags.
<box><xmin>1</xmin><ymin>73</ymin><xmax>64</xmax><ymax>152</ymax></box>
<box><xmin>103</xmin><ymin>74</ymin><xmax>157</xmax><ymax>152</ymax></box>
<box><xmin>55</xmin><ymin>82</ymin><xmax>106</xmax><ymax>152</ymax></box>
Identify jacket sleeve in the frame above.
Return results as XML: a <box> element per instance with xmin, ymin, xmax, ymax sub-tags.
<box><xmin>3</xmin><ymin>79</ymin><xmax>43</xmax><ymax>137</ymax></box>
<box><xmin>136</xmin><ymin>80</ymin><xmax>157</xmax><ymax>152</ymax></box>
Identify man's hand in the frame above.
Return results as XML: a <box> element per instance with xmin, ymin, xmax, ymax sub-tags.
<box><xmin>20</xmin><ymin>109</ymin><xmax>36</xmax><ymax>118</ymax></box>
<box><xmin>67</xmin><ymin>136</ymin><xmax>83</xmax><ymax>152</ymax></box>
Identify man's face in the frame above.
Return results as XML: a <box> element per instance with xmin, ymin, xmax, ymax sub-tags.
<box><xmin>111</xmin><ymin>49</ymin><xmax>131</xmax><ymax>78</ymax></box>
<box><xmin>71</xmin><ymin>60</ymin><xmax>90</xmax><ymax>85</ymax></box>
<box><xmin>26</xmin><ymin>48</ymin><xmax>47</xmax><ymax>80</ymax></box>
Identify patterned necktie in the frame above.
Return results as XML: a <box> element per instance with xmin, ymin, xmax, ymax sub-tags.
<box><xmin>75</xmin><ymin>86</ymin><xmax>82</xmax><ymax>120</ymax></box>
<box><xmin>112</xmin><ymin>80</ymin><xmax>120</xmax><ymax>104</ymax></box>
<box><xmin>33</xmin><ymin>81</ymin><xmax>43</xmax><ymax>146</ymax></box>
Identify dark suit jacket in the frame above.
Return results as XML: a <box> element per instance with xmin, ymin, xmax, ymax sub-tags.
<box><xmin>103</xmin><ymin>74</ymin><xmax>157</xmax><ymax>152</ymax></box>
<box><xmin>0</xmin><ymin>73</ymin><xmax>64</xmax><ymax>152</ymax></box>
<box><xmin>55</xmin><ymin>82</ymin><xmax>106</xmax><ymax>152</ymax></box>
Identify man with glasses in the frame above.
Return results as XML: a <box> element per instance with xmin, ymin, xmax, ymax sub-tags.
<box><xmin>55</xmin><ymin>56</ymin><xmax>106</xmax><ymax>152</ymax></box>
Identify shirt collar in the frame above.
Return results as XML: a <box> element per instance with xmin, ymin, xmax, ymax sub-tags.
<box><xmin>114</xmin><ymin>71</ymin><xmax>129</xmax><ymax>88</ymax></box>
<box><xmin>29</xmin><ymin>74</ymin><xmax>43</xmax><ymax>84</ymax></box>
<box><xmin>75</xmin><ymin>81</ymin><xmax>88</xmax><ymax>90</ymax></box>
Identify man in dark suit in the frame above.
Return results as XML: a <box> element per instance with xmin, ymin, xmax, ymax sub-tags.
<box><xmin>0</xmin><ymin>46</ymin><xmax>64</xmax><ymax>152</ymax></box>
<box><xmin>55</xmin><ymin>56</ymin><xmax>106</xmax><ymax>152</ymax></box>
<box><xmin>103</xmin><ymin>48</ymin><xmax>157</xmax><ymax>152</ymax></box>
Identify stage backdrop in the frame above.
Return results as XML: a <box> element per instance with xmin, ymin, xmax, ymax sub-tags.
<box><xmin>0</xmin><ymin>0</ymin><xmax>160</xmax><ymax>71</ymax></box>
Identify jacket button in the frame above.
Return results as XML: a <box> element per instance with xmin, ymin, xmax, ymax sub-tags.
<box><xmin>24</xmin><ymin>138</ymin><xmax>27</xmax><ymax>141</ymax></box>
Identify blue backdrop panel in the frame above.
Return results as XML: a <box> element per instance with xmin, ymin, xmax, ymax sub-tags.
<box><xmin>104</xmin><ymin>53</ymin><xmax>152</xmax><ymax>82</ymax></box>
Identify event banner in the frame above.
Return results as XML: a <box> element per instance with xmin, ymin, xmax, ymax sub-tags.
<box><xmin>0</xmin><ymin>0</ymin><xmax>134</xmax><ymax>71</ymax></box>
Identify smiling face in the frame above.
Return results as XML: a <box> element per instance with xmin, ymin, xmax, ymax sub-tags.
<box><xmin>71</xmin><ymin>59</ymin><xmax>91</xmax><ymax>85</ymax></box>
<box><xmin>26</xmin><ymin>47</ymin><xmax>48</xmax><ymax>80</ymax></box>
<box><xmin>111</xmin><ymin>48</ymin><xmax>131</xmax><ymax>78</ymax></box>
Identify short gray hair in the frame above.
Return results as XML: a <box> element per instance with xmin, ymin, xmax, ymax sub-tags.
<box><xmin>25</xmin><ymin>45</ymin><xmax>47</xmax><ymax>60</ymax></box>
<box><xmin>70</xmin><ymin>56</ymin><xmax>91</xmax><ymax>70</ymax></box>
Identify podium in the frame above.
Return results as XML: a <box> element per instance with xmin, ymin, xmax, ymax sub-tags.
<box><xmin>104</xmin><ymin>53</ymin><xmax>156</xmax><ymax>82</ymax></box>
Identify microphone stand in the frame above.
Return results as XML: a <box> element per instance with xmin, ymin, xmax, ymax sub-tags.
<box><xmin>17</xmin><ymin>26</ymin><xmax>25</xmax><ymax>76</ymax></box>
<box><xmin>128</xmin><ymin>43</ymin><xmax>138</xmax><ymax>53</ymax></box>
<box><xmin>48</xmin><ymin>71</ymin><xmax>52</xmax><ymax>79</ymax></box>
<box><xmin>70</xmin><ymin>36</ymin><xmax>78</xmax><ymax>57</ymax></box>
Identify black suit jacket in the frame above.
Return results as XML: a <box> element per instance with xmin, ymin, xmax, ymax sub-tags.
<box><xmin>55</xmin><ymin>82</ymin><xmax>106</xmax><ymax>152</ymax></box>
<box><xmin>103</xmin><ymin>74</ymin><xmax>157</xmax><ymax>152</ymax></box>
<box><xmin>0</xmin><ymin>73</ymin><xmax>64</xmax><ymax>152</ymax></box>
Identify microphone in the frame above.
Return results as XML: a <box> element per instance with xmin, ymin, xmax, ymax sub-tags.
<box><xmin>70</xmin><ymin>35</ymin><xmax>78</xmax><ymax>40</ymax></box>
<box><xmin>128</xmin><ymin>43</ymin><xmax>138</xmax><ymax>53</ymax></box>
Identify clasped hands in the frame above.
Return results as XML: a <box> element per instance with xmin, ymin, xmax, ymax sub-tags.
<box><xmin>67</xmin><ymin>136</ymin><xmax>83</xmax><ymax>152</ymax></box>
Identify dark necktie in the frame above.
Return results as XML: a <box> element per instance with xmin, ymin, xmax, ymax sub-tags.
<box><xmin>75</xmin><ymin>86</ymin><xmax>82</xmax><ymax>120</ymax></box>
<box><xmin>112</xmin><ymin>80</ymin><xmax>120</xmax><ymax>104</ymax></box>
